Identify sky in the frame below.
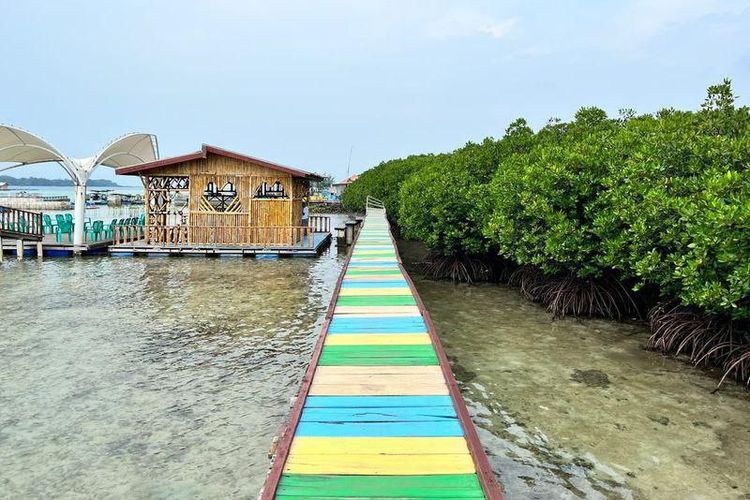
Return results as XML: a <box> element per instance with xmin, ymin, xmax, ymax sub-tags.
<box><xmin>1</xmin><ymin>0</ymin><xmax>749</xmax><ymax>185</ymax></box>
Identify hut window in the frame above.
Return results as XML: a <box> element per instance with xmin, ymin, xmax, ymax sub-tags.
<box><xmin>255</xmin><ymin>181</ymin><xmax>286</xmax><ymax>199</ymax></box>
<box><xmin>202</xmin><ymin>181</ymin><xmax>238</xmax><ymax>212</ymax></box>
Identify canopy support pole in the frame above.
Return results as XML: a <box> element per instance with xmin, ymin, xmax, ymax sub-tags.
<box><xmin>73</xmin><ymin>182</ymin><xmax>86</xmax><ymax>251</ymax></box>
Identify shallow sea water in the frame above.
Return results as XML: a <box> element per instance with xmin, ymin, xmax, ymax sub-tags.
<box><xmin>399</xmin><ymin>242</ymin><xmax>750</xmax><ymax>500</ymax></box>
<box><xmin>3</xmin><ymin>230</ymin><xmax>749</xmax><ymax>499</ymax></box>
<box><xmin>0</xmin><ymin>220</ymin><xmax>346</xmax><ymax>498</ymax></box>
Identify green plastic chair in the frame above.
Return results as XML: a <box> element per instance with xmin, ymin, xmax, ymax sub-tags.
<box><xmin>138</xmin><ymin>213</ymin><xmax>146</xmax><ymax>226</ymax></box>
<box><xmin>55</xmin><ymin>220</ymin><xmax>73</xmax><ymax>242</ymax></box>
<box><xmin>86</xmin><ymin>220</ymin><xmax>104</xmax><ymax>241</ymax></box>
<box><xmin>43</xmin><ymin>214</ymin><xmax>56</xmax><ymax>234</ymax></box>
<box><xmin>103</xmin><ymin>218</ymin><xmax>117</xmax><ymax>239</ymax></box>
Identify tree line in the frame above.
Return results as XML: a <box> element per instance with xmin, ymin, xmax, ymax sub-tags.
<box><xmin>342</xmin><ymin>80</ymin><xmax>750</xmax><ymax>386</ymax></box>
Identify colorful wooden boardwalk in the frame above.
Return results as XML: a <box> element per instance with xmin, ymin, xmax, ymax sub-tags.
<box><xmin>261</xmin><ymin>202</ymin><xmax>501</xmax><ymax>499</ymax></box>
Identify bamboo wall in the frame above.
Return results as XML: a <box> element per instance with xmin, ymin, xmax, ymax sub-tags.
<box><xmin>143</xmin><ymin>152</ymin><xmax>311</xmax><ymax>245</ymax></box>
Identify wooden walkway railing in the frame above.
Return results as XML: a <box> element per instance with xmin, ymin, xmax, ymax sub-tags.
<box><xmin>0</xmin><ymin>205</ymin><xmax>43</xmax><ymax>241</ymax></box>
<box><xmin>308</xmin><ymin>215</ymin><xmax>330</xmax><ymax>233</ymax></box>
<box><xmin>260</xmin><ymin>203</ymin><xmax>502</xmax><ymax>499</ymax></box>
<box><xmin>112</xmin><ymin>224</ymin><xmax>320</xmax><ymax>248</ymax></box>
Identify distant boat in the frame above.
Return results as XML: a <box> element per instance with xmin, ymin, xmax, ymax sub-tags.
<box><xmin>87</xmin><ymin>189</ymin><xmax>111</xmax><ymax>205</ymax></box>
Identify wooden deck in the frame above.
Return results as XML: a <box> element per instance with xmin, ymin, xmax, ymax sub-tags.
<box><xmin>1</xmin><ymin>233</ymin><xmax>113</xmax><ymax>256</ymax></box>
<box><xmin>261</xmin><ymin>207</ymin><xmax>502</xmax><ymax>499</ymax></box>
<box><xmin>108</xmin><ymin>231</ymin><xmax>332</xmax><ymax>257</ymax></box>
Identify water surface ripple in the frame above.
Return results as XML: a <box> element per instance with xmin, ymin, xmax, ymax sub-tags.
<box><xmin>1</xmin><ymin>224</ymin><xmax>346</xmax><ymax>498</ymax></box>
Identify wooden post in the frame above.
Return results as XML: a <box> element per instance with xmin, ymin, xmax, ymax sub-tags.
<box><xmin>36</xmin><ymin>241</ymin><xmax>43</xmax><ymax>258</ymax></box>
<box><xmin>16</xmin><ymin>239</ymin><xmax>23</xmax><ymax>260</ymax></box>
<box><xmin>0</xmin><ymin>236</ymin><xmax>3</xmax><ymax>262</ymax></box>
<box><xmin>345</xmin><ymin>222</ymin><xmax>356</xmax><ymax>245</ymax></box>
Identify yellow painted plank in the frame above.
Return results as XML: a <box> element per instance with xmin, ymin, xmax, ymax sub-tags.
<box><xmin>283</xmin><ymin>453</ymin><xmax>476</xmax><ymax>475</ymax></box>
<box><xmin>332</xmin><ymin>313</ymin><xmax>423</xmax><ymax>318</ymax></box>
<box><xmin>289</xmin><ymin>437</ymin><xmax>470</xmax><ymax>455</ymax></box>
<box><xmin>324</xmin><ymin>333</ymin><xmax>431</xmax><ymax>345</ymax></box>
<box><xmin>339</xmin><ymin>288</ymin><xmax>412</xmax><ymax>296</ymax></box>
<box><xmin>308</xmin><ymin>382</ymin><xmax>449</xmax><ymax>396</ymax></box>
<box><xmin>343</xmin><ymin>275</ymin><xmax>405</xmax><ymax>281</ymax></box>
<box><xmin>334</xmin><ymin>306</ymin><xmax>421</xmax><ymax>315</ymax></box>
<box><xmin>312</xmin><ymin>373</ymin><xmax>445</xmax><ymax>386</ymax></box>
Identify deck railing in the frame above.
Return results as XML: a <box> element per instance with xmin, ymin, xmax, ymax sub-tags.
<box><xmin>0</xmin><ymin>205</ymin><xmax>43</xmax><ymax>240</ymax></box>
<box><xmin>365</xmin><ymin>195</ymin><xmax>385</xmax><ymax>215</ymax></box>
<box><xmin>308</xmin><ymin>215</ymin><xmax>331</xmax><ymax>233</ymax></box>
<box><xmin>111</xmin><ymin>224</ymin><xmax>315</xmax><ymax>248</ymax></box>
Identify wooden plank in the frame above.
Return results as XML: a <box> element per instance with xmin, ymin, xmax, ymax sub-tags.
<box><xmin>293</xmin><ymin>421</ymin><xmax>465</xmax><ymax>438</ymax></box>
<box><xmin>345</xmin><ymin>269</ymin><xmax>404</xmax><ymax>275</ymax></box>
<box><xmin>308</xmin><ymin>383</ymin><xmax>449</xmax><ymax>395</ymax></box>
<box><xmin>276</xmin><ymin>473</ymin><xmax>484</xmax><ymax>498</ymax></box>
<box><xmin>283</xmin><ymin>453</ymin><xmax>475</xmax><ymax>474</ymax></box>
<box><xmin>288</xmin><ymin>437</ymin><xmax>470</xmax><ymax>455</ymax></box>
<box><xmin>342</xmin><ymin>275</ymin><xmax>406</xmax><ymax>281</ymax></box>
<box><xmin>341</xmin><ymin>280</ymin><xmax>408</xmax><ymax>288</ymax></box>
<box><xmin>338</xmin><ymin>288</ymin><xmax>412</xmax><ymax>296</ymax></box>
<box><xmin>337</xmin><ymin>295</ymin><xmax>416</xmax><ymax>306</ymax></box>
<box><xmin>347</xmin><ymin>263</ymin><xmax>400</xmax><ymax>268</ymax></box>
<box><xmin>324</xmin><ymin>333</ymin><xmax>431</xmax><ymax>345</ymax></box>
<box><xmin>328</xmin><ymin>316</ymin><xmax>427</xmax><ymax>333</ymax></box>
<box><xmin>311</xmin><ymin>373</ymin><xmax>445</xmax><ymax>387</ymax></box>
<box><xmin>315</xmin><ymin>366</ymin><xmax>443</xmax><ymax>376</ymax></box>
<box><xmin>304</xmin><ymin>395</ymin><xmax>454</xmax><ymax>408</ymax></box>
<box><xmin>334</xmin><ymin>305</ymin><xmax>421</xmax><ymax>315</ymax></box>
<box><xmin>319</xmin><ymin>345</ymin><xmax>438</xmax><ymax>367</ymax></box>
<box><xmin>300</xmin><ymin>407</ymin><xmax>458</xmax><ymax>423</ymax></box>
<box><xmin>318</xmin><ymin>357</ymin><xmax>439</xmax><ymax>367</ymax></box>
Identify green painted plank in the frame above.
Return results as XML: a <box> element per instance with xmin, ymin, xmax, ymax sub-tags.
<box><xmin>319</xmin><ymin>345</ymin><xmax>438</xmax><ymax>366</ymax></box>
<box><xmin>346</xmin><ymin>269</ymin><xmax>404</xmax><ymax>276</ymax></box>
<box><xmin>277</xmin><ymin>473</ymin><xmax>485</xmax><ymax>498</ymax></box>
<box><xmin>337</xmin><ymin>296</ymin><xmax>417</xmax><ymax>306</ymax></box>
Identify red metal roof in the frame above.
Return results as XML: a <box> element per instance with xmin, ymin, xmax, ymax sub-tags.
<box><xmin>116</xmin><ymin>144</ymin><xmax>323</xmax><ymax>180</ymax></box>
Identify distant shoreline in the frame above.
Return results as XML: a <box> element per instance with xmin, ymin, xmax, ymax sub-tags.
<box><xmin>0</xmin><ymin>175</ymin><xmax>122</xmax><ymax>187</ymax></box>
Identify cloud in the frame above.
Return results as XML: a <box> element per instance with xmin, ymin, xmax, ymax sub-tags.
<box><xmin>615</xmin><ymin>0</ymin><xmax>747</xmax><ymax>46</ymax></box>
<box><xmin>427</xmin><ymin>9</ymin><xmax>518</xmax><ymax>40</ymax></box>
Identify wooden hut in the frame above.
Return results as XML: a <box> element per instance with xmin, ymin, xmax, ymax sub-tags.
<box><xmin>113</xmin><ymin>144</ymin><xmax>331</xmax><ymax>255</ymax></box>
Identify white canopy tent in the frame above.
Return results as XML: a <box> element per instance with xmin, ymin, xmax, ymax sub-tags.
<box><xmin>0</xmin><ymin>125</ymin><xmax>158</xmax><ymax>248</ymax></box>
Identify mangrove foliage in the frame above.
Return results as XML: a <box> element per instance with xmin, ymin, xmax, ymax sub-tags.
<box><xmin>342</xmin><ymin>79</ymin><xmax>750</xmax><ymax>386</ymax></box>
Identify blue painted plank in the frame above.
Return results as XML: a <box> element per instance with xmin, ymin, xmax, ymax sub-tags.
<box><xmin>305</xmin><ymin>395</ymin><xmax>454</xmax><ymax>408</ymax></box>
<box><xmin>295</xmin><ymin>421</ymin><xmax>464</xmax><ymax>437</ymax></box>
<box><xmin>301</xmin><ymin>406</ymin><xmax>458</xmax><ymax>422</ymax></box>
<box><xmin>329</xmin><ymin>317</ymin><xmax>427</xmax><ymax>333</ymax></box>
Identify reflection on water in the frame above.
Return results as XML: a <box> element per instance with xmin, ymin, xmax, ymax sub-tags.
<box><xmin>401</xmin><ymin>242</ymin><xmax>750</xmax><ymax>500</ymax></box>
<box><xmin>0</xmin><ymin>215</ymin><xmax>347</xmax><ymax>498</ymax></box>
